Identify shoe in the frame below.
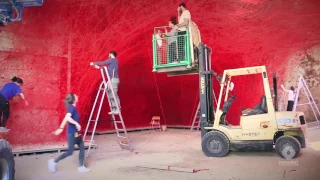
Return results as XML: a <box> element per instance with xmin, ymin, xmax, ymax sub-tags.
<box><xmin>48</xmin><ymin>159</ymin><xmax>56</xmax><ymax>173</ymax></box>
<box><xmin>78</xmin><ymin>165</ymin><xmax>91</xmax><ymax>172</ymax></box>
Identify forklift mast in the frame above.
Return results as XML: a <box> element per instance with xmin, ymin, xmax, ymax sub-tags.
<box><xmin>198</xmin><ymin>43</ymin><xmax>214</xmax><ymax>138</ymax></box>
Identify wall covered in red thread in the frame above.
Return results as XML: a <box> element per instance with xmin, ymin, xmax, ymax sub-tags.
<box><xmin>0</xmin><ymin>0</ymin><xmax>319</xmax><ymax>147</ymax></box>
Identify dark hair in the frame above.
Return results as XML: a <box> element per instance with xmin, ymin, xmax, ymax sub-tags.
<box><xmin>290</xmin><ymin>86</ymin><xmax>295</xmax><ymax>91</ymax></box>
<box><xmin>179</xmin><ymin>2</ymin><xmax>186</xmax><ymax>8</ymax></box>
<box><xmin>64</xmin><ymin>93</ymin><xmax>76</xmax><ymax>111</ymax></box>
<box><xmin>11</xmin><ymin>76</ymin><xmax>23</xmax><ymax>84</ymax></box>
<box><xmin>170</xmin><ymin>16</ymin><xmax>177</xmax><ymax>25</ymax></box>
<box><xmin>110</xmin><ymin>51</ymin><xmax>117</xmax><ymax>57</ymax></box>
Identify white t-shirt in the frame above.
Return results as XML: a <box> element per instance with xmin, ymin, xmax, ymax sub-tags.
<box><xmin>178</xmin><ymin>10</ymin><xmax>191</xmax><ymax>31</ymax></box>
<box><xmin>288</xmin><ymin>90</ymin><xmax>295</xmax><ymax>101</ymax></box>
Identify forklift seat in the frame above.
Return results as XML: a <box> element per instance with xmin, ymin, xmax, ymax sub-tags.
<box><xmin>259</xmin><ymin>95</ymin><xmax>267</xmax><ymax>113</ymax></box>
<box><xmin>242</xmin><ymin>95</ymin><xmax>267</xmax><ymax>116</ymax></box>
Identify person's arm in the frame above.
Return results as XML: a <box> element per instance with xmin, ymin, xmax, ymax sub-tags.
<box><xmin>177</xmin><ymin>18</ymin><xmax>189</xmax><ymax>28</ymax></box>
<box><xmin>90</xmin><ymin>58</ymin><xmax>112</xmax><ymax>66</ymax></box>
<box><xmin>19</xmin><ymin>93</ymin><xmax>28</xmax><ymax>105</ymax></box>
<box><xmin>280</xmin><ymin>84</ymin><xmax>289</xmax><ymax>93</ymax></box>
<box><xmin>53</xmin><ymin>112</ymin><xmax>81</xmax><ymax>135</ymax></box>
<box><xmin>165</xmin><ymin>29</ymin><xmax>177</xmax><ymax>36</ymax></box>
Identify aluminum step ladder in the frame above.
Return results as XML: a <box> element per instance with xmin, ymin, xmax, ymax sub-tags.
<box><xmin>293</xmin><ymin>75</ymin><xmax>320</xmax><ymax>124</ymax></box>
<box><xmin>190</xmin><ymin>91</ymin><xmax>218</xmax><ymax>131</ymax></box>
<box><xmin>190</xmin><ymin>103</ymin><xmax>201</xmax><ymax>131</ymax></box>
<box><xmin>83</xmin><ymin>66</ymin><xmax>133</xmax><ymax>156</ymax></box>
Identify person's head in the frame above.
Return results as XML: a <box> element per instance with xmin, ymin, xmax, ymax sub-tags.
<box><xmin>11</xmin><ymin>76</ymin><xmax>23</xmax><ymax>86</ymax></box>
<box><xmin>169</xmin><ymin>16</ymin><xmax>177</xmax><ymax>27</ymax></box>
<box><xmin>178</xmin><ymin>2</ymin><xmax>186</xmax><ymax>12</ymax></box>
<box><xmin>109</xmin><ymin>51</ymin><xmax>117</xmax><ymax>58</ymax></box>
<box><xmin>64</xmin><ymin>93</ymin><xmax>78</xmax><ymax>108</ymax></box>
<box><xmin>290</xmin><ymin>86</ymin><xmax>295</xmax><ymax>91</ymax></box>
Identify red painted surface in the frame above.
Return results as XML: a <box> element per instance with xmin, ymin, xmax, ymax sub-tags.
<box><xmin>0</xmin><ymin>0</ymin><xmax>319</xmax><ymax>147</ymax></box>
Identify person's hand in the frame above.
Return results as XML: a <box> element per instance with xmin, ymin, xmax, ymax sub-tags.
<box><xmin>90</xmin><ymin>62</ymin><xmax>94</xmax><ymax>66</ymax></box>
<box><xmin>25</xmin><ymin>101</ymin><xmax>28</xmax><ymax>106</ymax></box>
<box><xmin>93</xmin><ymin>65</ymin><xmax>100</xmax><ymax>69</ymax></box>
<box><xmin>53</xmin><ymin>128</ymin><xmax>63</xmax><ymax>136</ymax></box>
<box><xmin>173</xmin><ymin>25</ymin><xmax>178</xmax><ymax>30</ymax></box>
<box><xmin>76</xmin><ymin>123</ymin><xmax>81</xmax><ymax>131</ymax></box>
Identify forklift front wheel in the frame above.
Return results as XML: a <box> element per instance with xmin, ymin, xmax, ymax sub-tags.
<box><xmin>201</xmin><ymin>131</ymin><xmax>230</xmax><ymax>157</ymax></box>
<box><xmin>275</xmin><ymin>136</ymin><xmax>301</xmax><ymax>159</ymax></box>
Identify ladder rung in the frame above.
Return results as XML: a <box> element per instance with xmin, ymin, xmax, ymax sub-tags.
<box><xmin>120</xmin><ymin>143</ymin><xmax>130</xmax><ymax>146</ymax></box>
<box><xmin>116</xmin><ymin>129</ymin><xmax>125</xmax><ymax>131</ymax></box>
<box><xmin>118</xmin><ymin>135</ymin><xmax>127</xmax><ymax>139</ymax></box>
<box><xmin>114</xmin><ymin>121</ymin><xmax>123</xmax><ymax>123</ymax></box>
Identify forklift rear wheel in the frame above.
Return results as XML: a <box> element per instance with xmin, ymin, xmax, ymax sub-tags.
<box><xmin>201</xmin><ymin>131</ymin><xmax>230</xmax><ymax>157</ymax></box>
<box><xmin>0</xmin><ymin>139</ymin><xmax>15</xmax><ymax>180</ymax></box>
<box><xmin>275</xmin><ymin>136</ymin><xmax>301</xmax><ymax>159</ymax></box>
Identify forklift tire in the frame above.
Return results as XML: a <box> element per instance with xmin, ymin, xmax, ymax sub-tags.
<box><xmin>275</xmin><ymin>136</ymin><xmax>301</xmax><ymax>159</ymax></box>
<box><xmin>201</xmin><ymin>131</ymin><xmax>230</xmax><ymax>157</ymax></box>
<box><xmin>0</xmin><ymin>139</ymin><xmax>15</xmax><ymax>180</ymax></box>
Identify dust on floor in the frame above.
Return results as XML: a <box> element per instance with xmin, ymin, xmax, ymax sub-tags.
<box><xmin>15</xmin><ymin>129</ymin><xmax>320</xmax><ymax>180</ymax></box>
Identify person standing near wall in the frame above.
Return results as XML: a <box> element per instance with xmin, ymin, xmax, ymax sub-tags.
<box><xmin>281</xmin><ymin>84</ymin><xmax>295</xmax><ymax>111</ymax></box>
<box><xmin>175</xmin><ymin>2</ymin><xmax>191</xmax><ymax>61</ymax></box>
<box><xmin>0</xmin><ymin>76</ymin><xmax>28</xmax><ymax>131</ymax></box>
<box><xmin>48</xmin><ymin>93</ymin><xmax>91</xmax><ymax>173</ymax></box>
<box><xmin>90</xmin><ymin>51</ymin><xmax>121</xmax><ymax>115</ymax></box>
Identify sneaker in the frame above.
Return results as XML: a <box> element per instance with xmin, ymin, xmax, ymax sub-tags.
<box><xmin>0</xmin><ymin>127</ymin><xmax>9</xmax><ymax>132</ymax></box>
<box><xmin>78</xmin><ymin>165</ymin><xmax>91</xmax><ymax>172</ymax></box>
<box><xmin>48</xmin><ymin>159</ymin><xmax>57</xmax><ymax>173</ymax></box>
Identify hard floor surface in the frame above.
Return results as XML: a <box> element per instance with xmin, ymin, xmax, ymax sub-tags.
<box><xmin>15</xmin><ymin>128</ymin><xmax>320</xmax><ymax>180</ymax></box>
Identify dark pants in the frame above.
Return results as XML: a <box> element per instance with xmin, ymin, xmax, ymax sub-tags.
<box><xmin>287</xmin><ymin>100</ymin><xmax>294</xmax><ymax>111</ymax></box>
<box><xmin>0</xmin><ymin>94</ymin><xmax>10</xmax><ymax>127</ymax></box>
<box><xmin>177</xmin><ymin>31</ymin><xmax>186</xmax><ymax>61</ymax></box>
<box><xmin>55</xmin><ymin>133</ymin><xmax>85</xmax><ymax>166</ymax></box>
<box><xmin>168</xmin><ymin>42</ymin><xmax>177</xmax><ymax>63</ymax></box>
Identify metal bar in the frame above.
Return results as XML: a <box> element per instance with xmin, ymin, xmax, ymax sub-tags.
<box><xmin>83</xmin><ymin>81</ymin><xmax>103</xmax><ymax>140</ymax></box>
<box><xmin>301</xmin><ymin>77</ymin><xmax>320</xmax><ymax>124</ymax></box>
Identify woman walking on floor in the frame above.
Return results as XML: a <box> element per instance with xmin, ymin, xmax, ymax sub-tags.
<box><xmin>48</xmin><ymin>93</ymin><xmax>91</xmax><ymax>173</ymax></box>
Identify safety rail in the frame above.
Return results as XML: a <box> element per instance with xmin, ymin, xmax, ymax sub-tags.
<box><xmin>152</xmin><ymin>26</ymin><xmax>193</xmax><ymax>72</ymax></box>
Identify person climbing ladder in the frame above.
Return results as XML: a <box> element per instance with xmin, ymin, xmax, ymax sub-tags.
<box><xmin>90</xmin><ymin>50</ymin><xmax>121</xmax><ymax>115</ymax></box>
<box><xmin>0</xmin><ymin>76</ymin><xmax>28</xmax><ymax>131</ymax></box>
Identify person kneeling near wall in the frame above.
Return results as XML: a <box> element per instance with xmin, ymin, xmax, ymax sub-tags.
<box><xmin>0</xmin><ymin>76</ymin><xmax>28</xmax><ymax>131</ymax></box>
<box><xmin>48</xmin><ymin>93</ymin><xmax>91</xmax><ymax>173</ymax></box>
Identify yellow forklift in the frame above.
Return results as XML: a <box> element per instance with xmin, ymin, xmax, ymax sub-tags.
<box><xmin>197</xmin><ymin>43</ymin><xmax>306</xmax><ymax>159</ymax></box>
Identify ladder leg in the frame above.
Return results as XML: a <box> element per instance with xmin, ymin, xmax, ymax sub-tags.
<box><xmin>86</xmin><ymin>85</ymin><xmax>107</xmax><ymax>156</ymax></box>
<box><xmin>84</xmin><ymin>82</ymin><xmax>104</xmax><ymax>140</ymax></box>
<box><xmin>301</xmin><ymin>78</ymin><xmax>320</xmax><ymax>124</ymax></box>
<box><xmin>103</xmin><ymin>66</ymin><xmax>133</xmax><ymax>152</ymax></box>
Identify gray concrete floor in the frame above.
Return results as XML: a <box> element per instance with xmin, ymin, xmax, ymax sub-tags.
<box><xmin>15</xmin><ymin>128</ymin><xmax>320</xmax><ymax>180</ymax></box>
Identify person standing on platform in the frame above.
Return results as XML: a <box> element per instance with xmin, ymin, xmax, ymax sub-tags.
<box><xmin>0</xmin><ymin>76</ymin><xmax>28</xmax><ymax>131</ymax></box>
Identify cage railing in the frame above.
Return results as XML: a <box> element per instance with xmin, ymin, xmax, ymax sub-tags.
<box><xmin>152</xmin><ymin>26</ymin><xmax>192</xmax><ymax>72</ymax></box>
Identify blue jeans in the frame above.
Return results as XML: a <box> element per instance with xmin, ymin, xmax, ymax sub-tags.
<box><xmin>54</xmin><ymin>133</ymin><xmax>85</xmax><ymax>166</ymax></box>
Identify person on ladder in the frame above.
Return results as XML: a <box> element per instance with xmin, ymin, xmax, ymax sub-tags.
<box><xmin>90</xmin><ymin>51</ymin><xmax>121</xmax><ymax>114</ymax></box>
<box><xmin>0</xmin><ymin>76</ymin><xmax>28</xmax><ymax>131</ymax></box>
<box><xmin>281</xmin><ymin>84</ymin><xmax>295</xmax><ymax>111</ymax></box>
